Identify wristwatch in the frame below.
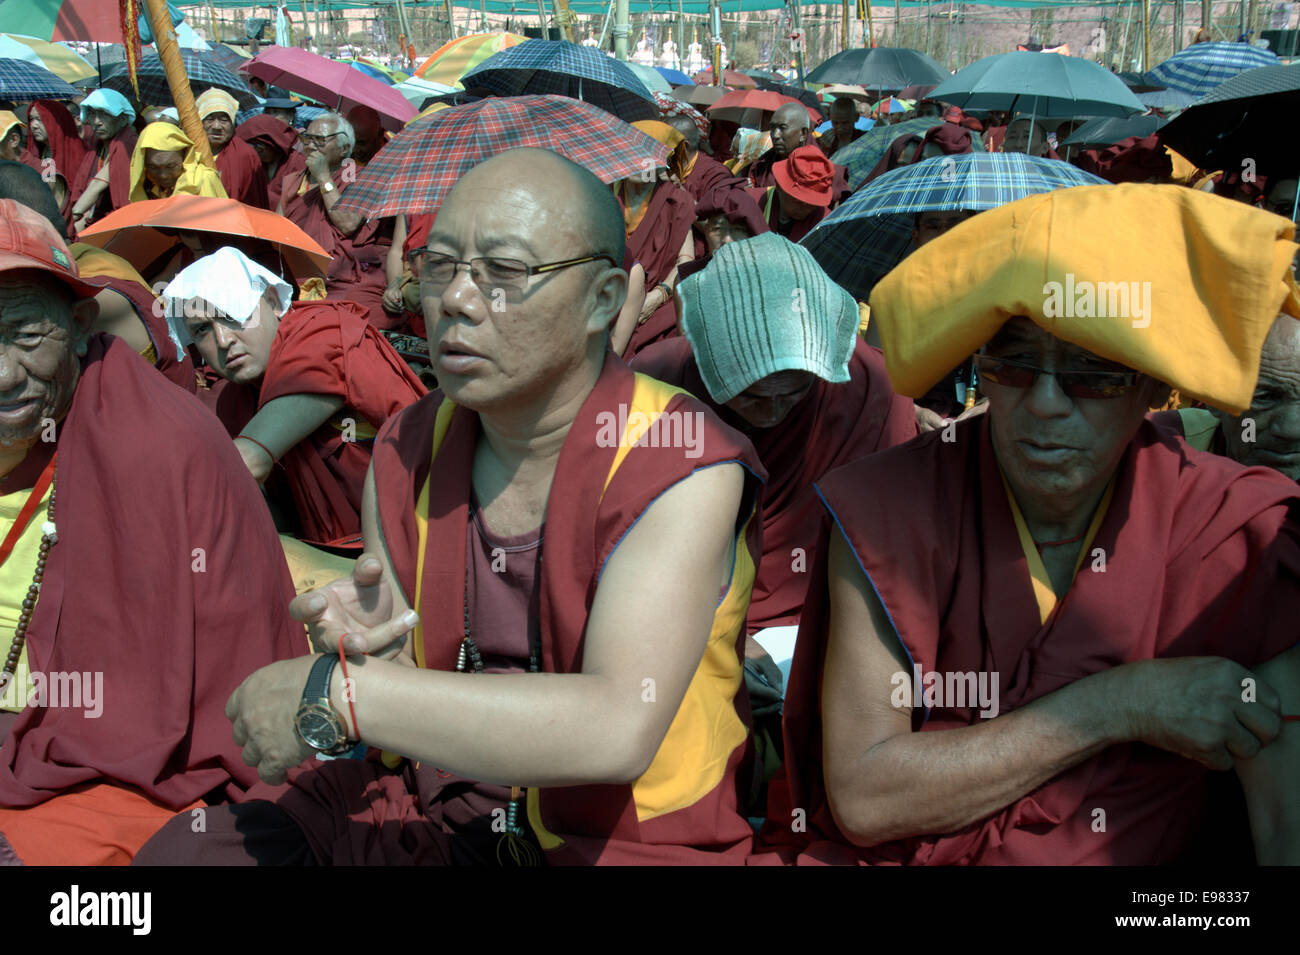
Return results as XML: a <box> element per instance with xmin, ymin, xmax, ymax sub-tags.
<box><xmin>294</xmin><ymin>655</ymin><xmax>352</xmax><ymax>755</ymax></box>
<box><xmin>320</xmin><ymin>180</ymin><xmax>336</xmax><ymax>194</ymax></box>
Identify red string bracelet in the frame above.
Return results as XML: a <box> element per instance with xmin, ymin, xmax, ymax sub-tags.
<box><xmin>237</xmin><ymin>434</ymin><xmax>278</xmax><ymax>466</ymax></box>
<box><xmin>337</xmin><ymin>635</ymin><xmax>361</xmax><ymax>742</ymax></box>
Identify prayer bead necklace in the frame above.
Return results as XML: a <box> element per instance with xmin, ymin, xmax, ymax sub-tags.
<box><xmin>0</xmin><ymin>466</ymin><xmax>57</xmax><ymax>690</ymax></box>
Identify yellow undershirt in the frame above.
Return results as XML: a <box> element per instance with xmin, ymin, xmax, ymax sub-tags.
<box><xmin>0</xmin><ymin>484</ymin><xmax>53</xmax><ymax>713</ymax></box>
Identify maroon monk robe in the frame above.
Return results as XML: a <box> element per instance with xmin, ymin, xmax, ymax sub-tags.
<box><xmin>68</xmin><ymin>126</ymin><xmax>136</xmax><ymax>227</ymax></box>
<box><xmin>266</xmin><ymin>146</ymin><xmax>305</xmax><ymax>212</ymax></box>
<box><xmin>758</xmin><ymin>416</ymin><xmax>1300</xmax><ymax>865</ymax></box>
<box><xmin>236</xmin><ymin>115</ymin><xmax>298</xmax><ymax>205</ymax></box>
<box><xmin>214</xmin><ymin>134</ymin><xmax>270</xmax><ymax>209</ymax></box>
<box><xmin>257</xmin><ymin>301</ymin><xmax>425</xmax><ymax>546</ymax></box>
<box><xmin>747</xmin><ymin>148</ymin><xmax>851</xmax><ymax>207</ymax></box>
<box><xmin>0</xmin><ymin>334</ymin><xmax>302</xmax><ymax>811</ymax></box>
<box><xmin>167</xmin><ymin>352</ymin><xmax>763</xmax><ymax>866</ymax></box>
<box><xmin>19</xmin><ymin>100</ymin><xmax>89</xmax><ymax>224</ymax></box>
<box><xmin>682</xmin><ymin>152</ymin><xmax>735</xmax><ymax>201</ymax></box>
<box><xmin>632</xmin><ymin>337</ymin><xmax>916</xmax><ymax>632</ymax></box>
<box><xmin>280</xmin><ymin>163</ymin><xmax>396</xmax><ymax>330</ymax></box>
<box><xmin>621</xmin><ymin>180</ymin><xmax>696</xmax><ymax>360</ymax></box>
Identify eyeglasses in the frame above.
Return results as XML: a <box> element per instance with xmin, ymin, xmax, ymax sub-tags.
<box><xmin>300</xmin><ymin>132</ymin><xmax>344</xmax><ymax>147</ymax></box>
<box><xmin>972</xmin><ymin>354</ymin><xmax>1142</xmax><ymax>400</ymax></box>
<box><xmin>407</xmin><ymin>250</ymin><xmax>618</xmax><ymax>293</ymax></box>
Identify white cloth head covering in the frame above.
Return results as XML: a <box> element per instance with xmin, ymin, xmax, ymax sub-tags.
<box><xmin>676</xmin><ymin>232</ymin><xmax>858</xmax><ymax>403</ymax></box>
<box><xmin>160</xmin><ymin>246</ymin><xmax>293</xmax><ymax>360</ymax></box>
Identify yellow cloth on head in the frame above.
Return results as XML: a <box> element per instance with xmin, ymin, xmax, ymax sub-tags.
<box><xmin>195</xmin><ymin>88</ymin><xmax>239</xmax><ymax>121</ymax></box>
<box><xmin>129</xmin><ymin>122</ymin><xmax>228</xmax><ymax>202</ymax></box>
<box><xmin>0</xmin><ymin>110</ymin><xmax>24</xmax><ymax>142</ymax></box>
<box><xmin>632</xmin><ymin>119</ymin><xmax>688</xmax><ymax>183</ymax></box>
<box><xmin>869</xmin><ymin>183</ymin><xmax>1300</xmax><ymax>414</ymax></box>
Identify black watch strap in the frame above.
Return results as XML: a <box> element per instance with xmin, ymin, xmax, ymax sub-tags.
<box><xmin>303</xmin><ymin>654</ymin><xmax>338</xmax><ymax>704</ymax></box>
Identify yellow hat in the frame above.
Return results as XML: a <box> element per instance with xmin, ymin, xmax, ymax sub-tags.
<box><xmin>869</xmin><ymin>183</ymin><xmax>1300</xmax><ymax>413</ymax></box>
<box><xmin>195</xmin><ymin>88</ymin><xmax>240</xmax><ymax>121</ymax></box>
<box><xmin>0</xmin><ymin>110</ymin><xmax>25</xmax><ymax>141</ymax></box>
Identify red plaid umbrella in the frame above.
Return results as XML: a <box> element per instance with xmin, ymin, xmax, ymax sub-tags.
<box><xmin>335</xmin><ymin>94</ymin><xmax>670</xmax><ymax>221</ymax></box>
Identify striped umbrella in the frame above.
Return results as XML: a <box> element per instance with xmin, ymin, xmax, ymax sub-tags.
<box><xmin>333</xmin><ymin>94</ymin><xmax>669</xmax><ymax>221</ymax></box>
<box><xmin>461</xmin><ymin>40</ymin><xmax>657</xmax><ymax>123</ymax></box>
<box><xmin>0</xmin><ymin>33</ymin><xmax>92</xmax><ymax>82</ymax></box>
<box><xmin>0</xmin><ymin>0</ymin><xmax>121</xmax><ymax>42</ymax></box>
<box><xmin>802</xmin><ymin>153</ymin><xmax>1107</xmax><ymax>303</ymax></box>
<box><xmin>0</xmin><ymin>57</ymin><xmax>76</xmax><ymax>100</ymax></box>
<box><xmin>1148</xmin><ymin>41</ymin><xmax>1279</xmax><ymax>99</ymax></box>
<box><xmin>414</xmin><ymin>31</ymin><xmax>527</xmax><ymax>88</ymax></box>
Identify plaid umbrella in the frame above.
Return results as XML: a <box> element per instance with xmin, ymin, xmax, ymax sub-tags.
<box><xmin>652</xmin><ymin>90</ymin><xmax>708</xmax><ymax>138</ymax></box>
<box><xmin>802</xmin><ymin>153</ymin><xmax>1107</xmax><ymax>302</ymax></box>
<box><xmin>334</xmin><ymin>94</ymin><xmax>669</xmax><ymax>221</ymax></box>
<box><xmin>414</xmin><ymin>31</ymin><xmax>528</xmax><ymax>88</ymax></box>
<box><xmin>0</xmin><ymin>56</ymin><xmax>75</xmax><ymax>99</ymax></box>
<box><xmin>1148</xmin><ymin>41</ymin><xmax>1279</xmax><ymax>99</ymax></box>
<box><xmin>833</xmin><ymin>116</ymin><xmax>944</xmax><ymax>186</ymax></box>
<box><xmin>204</xmin><ymin>43</ymin><xmax>250</xmax><ymax>75</ymax></box>
<box><xmin>461</xmin><ymin>40</ymin><xmax>657</xmax><ymax>123</ymax></box>
<box><xmin>0</xmin><ymin>33</ymin><xmax>93</xmax><ymax>82</ymax></box>
<box><xmin>101</xmin><ymin>49</ymin><xmax>257</xmax><ymax>109</ymax></box>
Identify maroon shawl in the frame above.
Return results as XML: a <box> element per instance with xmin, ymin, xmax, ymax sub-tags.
<box><xmin>762</xmin><ymin>416</ymin><xmax>1300</xmax><ymax>864</ymax></box>
<box><xmin>19</xmin><ymin>101</ymin><xmax>88</xmax><ymax>223</ymax></box>
<box><xmin>0</xmin><ymin>335</ymin><xmax>301</xmax><ymax>809</ymax></box>
<box><xmin>622</xmin><ymin>180</ymin><xmax>696</xmax><ymax>360</ymax></box>
<box><xmin>632</xmin><ymin>337</ymin><xmax>916</xmax><ymax>631</ymax></box>
<box><xmin>214</xmin><ymin>134</ymin><xmax>270</xmax><ymax>210</ymax></box>
<box><xmin>69</xmin><ymin>126</ymin><xmax>136</xmax><ymax>223</ymax></box>
<box><xmin>682</xmin><ymin>153</ymin><xmax>736</xmax><ymax>201</ymax></box>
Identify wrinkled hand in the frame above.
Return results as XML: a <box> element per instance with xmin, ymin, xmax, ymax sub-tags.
<box><xmin>290</xmin><ymin>553</ymin><xmax>418</xmax><ymax>659</ymax></box>
<box><xmin>227</xmin><ymin>656</ymin><xmax>318</xmax><ymax>785</ymax></box>
<box><xmin>1116</xmin><ymin>657</ymin><xmax>1283</xmax><ymax>770</ymax></box>
<box><xmin>914</xmin><ymin>398</ymin><xmax>989</xmax><ymax>434</ymax></box>
<box><xmin>382</xmin><ymin>283</ymin><xmax>404</xmax><ymax>314</ymax></box>
<box><xmin>305</xmin><ymin>150</ymin><xmax>332</xmax><ymax>183</ymax></box>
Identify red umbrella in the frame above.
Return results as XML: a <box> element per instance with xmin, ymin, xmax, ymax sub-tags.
<box><xmin>239</xmin><ymin>46</ymin><xmax>417</xmax><ymax>132</ymax></box>
<box><xmin>692</xmin><ymin>68</ymin><xmax>758</xmax><ymax>89</ymax></box>
<box><xmin>707</xmin><ymin>89</ymin><xmax>821</xmax><ymax>127</ymax></box>
<box><xmin>334</xmin><ymin>94</ymin><xmax>669</xmax><ymax>221</ymax></box>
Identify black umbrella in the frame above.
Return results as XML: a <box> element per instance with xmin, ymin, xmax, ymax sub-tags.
<box><xmin>1062</xmin><ymin>114</ymin><xmax>1167</xmax><ymax>147</ymax></box>
<box><xmin>1157</xmin><ymin>63</ymin><xmax>1300</xmax><ymax>175</ymax></box>
<box><xmin>99</xmin><ymin>48</ymin><xmax>258</xmax><ymax>110</ymax></box>
<box><xmin>805</xmin><ymin>47</ymin><xmax>948</xmax><ymax>92</ymax></box>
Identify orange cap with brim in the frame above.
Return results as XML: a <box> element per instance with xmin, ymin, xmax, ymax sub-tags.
<box><xmin>869</xmin><ymin>183</ymin><xmax>1300</xmax><ymax>414</ymax></box>
<box><xmin>0</xmin><ymin>199</ymin><xmax>103</xmax><ymax>299</ymax></box>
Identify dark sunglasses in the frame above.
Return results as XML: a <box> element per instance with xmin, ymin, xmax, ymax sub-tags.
<box><xmin>973</xmin><ymin>354</ymin><xmax>1142</xmax><ymax>400</ymax></box>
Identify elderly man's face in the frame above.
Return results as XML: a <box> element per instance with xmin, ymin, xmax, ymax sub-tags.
<box><xmin>84</xmin><ymin>108</ymin><xmax>124</xmax><ymax>143</ymax></box>
<box><xmin>0</xmin><ymin>276</ymin><xmax>92</xmax><ymax>451</ymax></box>
<box><xmin>768</xmin><ymin>108</ymin><xmax>809</xmax><ymax>157</ymax></box>
<box><xmin>302</xmin><ymin>118</ymin><xmax>346</xmax><ymax>170</ymax></box>
<box><xmin>830</xmin><ymin>103</ymin><xmax>857</xmax><ymax>145</ymax></box>
<box><xmin>201</xmin><ymin>111</ymin><xmax>235</xmax><ymax>152</ymax></box>
<box><xmin>144</xmin><ymin>148</ymin><xmax>186</xmax><ymax>195</ymax></box>
<box><xmin>702</xmin><ymin>213</ymin><xmax>751</xmax><ymax>253</ymax></box>
<box><xmin>982</xmin><ymin>318</ymin><xmax>1163</xmax><ymax>506</ymax></box>
<box><xmin>1003</xmin><ymin>120</ymin><xmax>1044</xmax><ymax>156</ymax></box>
<box><xmin>1217</xmin><ymin>314</ymin><xmax>1300</xmax><ymax>481</ymax></box>
<box><xmin>419</xmin><ymin>166</ymin><xmax>622</xmax><ymax>412</ymax></box>
<box><xmin>184</xmin><ymin>295</ymin><xmax>282</xmax><ymax>386</ymax></box>
<box><xmin>724</xmin><ymin>370</ymin><xmax>816</xmax><ymax>430</ymax></box>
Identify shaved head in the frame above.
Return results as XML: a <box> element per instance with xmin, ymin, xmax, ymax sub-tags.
<box><xmin>772</xmin><ymin>103</ymin><xmax>810</xmax><ymax>131</ymax></box>
<box><xmin>0</xmin><ymin>159</ymin><xmax>67</xmax><ymax>238</ymax></box>
<box><xmin>769</xmin><ymin>103</ymin><xmax>811</xmax><ymax>158</ymax></box>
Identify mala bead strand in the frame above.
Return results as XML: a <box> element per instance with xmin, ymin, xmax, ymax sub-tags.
<box><xmin>3</xmin><ymin>476</ymin><xmax>56</xmax><ymax>681</ymax></box>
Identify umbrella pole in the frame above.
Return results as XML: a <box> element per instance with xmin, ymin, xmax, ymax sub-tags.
<box><xmin>864</xmin><ymin>1</ymin><xmax>875</xmax><ymax>48</ymax></box>
<box><xmin>1142</xmin><ymin>0</ymin><xmax>1150</xmax><ymax>72</ymax></box>
<box><xmin>842</xmin><ymin>0</ymin><xmax>850</xmax><ymax>52</ymax></box>
<box><xmin>143</xmin><ymin>0</ymin><xmax>215</xmax><ymax>166</ymax></box>
<box><xmin>615</xmin><ymin>0</ymin><xmax>630</xmax><ymax>59</ymax></box>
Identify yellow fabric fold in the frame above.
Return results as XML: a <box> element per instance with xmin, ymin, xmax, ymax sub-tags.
<box><xmin>869</xmin><ymin>183</ymin><xmax>1300</xmax><ymax>414</ymax></box>
<box><xmin>129</xmin><ymin>122</ymin><xmax>228</xmax><ymax>203</ymax></box>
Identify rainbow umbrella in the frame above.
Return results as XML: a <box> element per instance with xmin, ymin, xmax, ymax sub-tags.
<box><xmin>0</xmin><ymin>0</ymin><xmax>122</xmax><ymax>42</ymax></box>
<box><xmin>414</xmin><ymin>31</ymin><xmax>527</xmax><ymax>88</ymax></box>
<box><xmin>0</xmin><ymin>32</ymin><xmax>93</xmax><ymax>82</ymax></box>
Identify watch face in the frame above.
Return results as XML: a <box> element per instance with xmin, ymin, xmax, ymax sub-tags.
<box><xmin>296</xmin><ymin>705</ymin><xmax>341</xmax><ymax>750</ymax></box>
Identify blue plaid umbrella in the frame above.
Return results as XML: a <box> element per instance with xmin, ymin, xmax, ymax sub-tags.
<box><xmin>802</xmin><ymin>153</ymin><xmax>1107</xmax><ymax>302</ymax></box>
<box><xmin>100</xmin><ymin>48</ymin><xmax>257</xmax><ymax>109</ymax></box>
<box><xmin>834</xmin><ymin>117</ymin><xmax>987</xmax><ymax>188</ymax></box>
<box><xmin>0</xmin><ymin>57</ymin><xmax>75</xmax><ymax>100</ymax></box>
<box><xmin>1148</xmin><ymin>42</ymin><xmax>1278</xmax><ymax>98</ymax></box>
<box><xmin>461</xmin><ymin>39</ymin><xmax>657</xmax><ymax>123</ymax></box>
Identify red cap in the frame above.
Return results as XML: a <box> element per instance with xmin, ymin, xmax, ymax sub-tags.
<box><xmin>773</xmin><ymin>145</ymin><xmax>834</xmax><ymax>207</ymax></box>
<box><xmin>0</xmin><ymin>199</ymin><xmax>100</xmax><ymax>298</ymax></box>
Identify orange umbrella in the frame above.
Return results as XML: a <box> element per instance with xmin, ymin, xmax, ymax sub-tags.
<box><xmin>77</xmin><ymin>195</ymin><xmax>331</xmax><ymax>282</ymax></box>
